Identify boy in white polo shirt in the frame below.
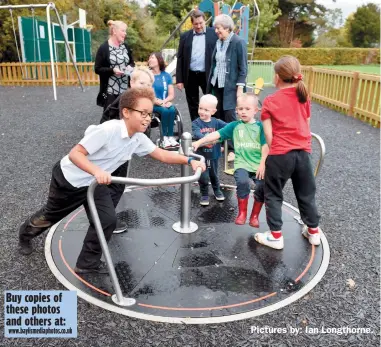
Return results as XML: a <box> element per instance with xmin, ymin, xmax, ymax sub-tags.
<box><xmin>18</xmin><ymin>87</ymin><xmax>205</xmax><ymax>274</ymax></box>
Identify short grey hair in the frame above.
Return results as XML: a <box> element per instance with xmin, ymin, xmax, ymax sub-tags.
<box><xmin>213</xmin><ymin>14</ymin><xmax>234</xmax><ymax>31</ymax></box>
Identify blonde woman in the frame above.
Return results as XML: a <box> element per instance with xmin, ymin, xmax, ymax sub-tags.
<box><xmin>95</xmin><ymin>20</ymin><xmax>135</xmax><ymax>110</ymax></box>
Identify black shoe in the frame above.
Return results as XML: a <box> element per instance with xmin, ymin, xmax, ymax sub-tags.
<box><xmin>113</xmin><ymin>218</ymin><xmax>128</xmax><ymax>234</ymax></box>
<box><xmin>19</xmin><ymin>239</ymin><xmax>34</xmax><ymax>255</ymax></box>
<box><xmin>74</xmin><ymin>261</ymin><xmax>109</xmax><ymax>274</ymax></box>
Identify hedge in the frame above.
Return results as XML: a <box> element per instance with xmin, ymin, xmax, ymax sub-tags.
<box><xmin>250</xmin><ymin>48</ymin><xmax>380</xmax><ymax>65</ymax></box>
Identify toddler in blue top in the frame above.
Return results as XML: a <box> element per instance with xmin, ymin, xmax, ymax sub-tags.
<box><xmin>192</xmin><ymin>94</ymin><xmax>227</xmax><ymax>205</ymax></box>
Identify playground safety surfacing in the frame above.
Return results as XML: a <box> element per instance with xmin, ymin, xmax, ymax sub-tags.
<box><xmin>46</xmin><ymin>185</ymin><xmax>329</xmax><ymax>324</ymax></box>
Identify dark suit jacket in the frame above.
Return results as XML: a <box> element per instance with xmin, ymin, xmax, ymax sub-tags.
<box><xmin>94</xmin><ymin>40</ymin><xmax>135</xmax><ymax>107</ymax></box>
<box><xmin>207</xmin><ymin>34</ymin><xmax>247</xmax><ymax>110</ymax></box>
<box><xmin>176</xmin><ymin>27</ymin><xmax>218</xmax><ymax>87</ymax></box>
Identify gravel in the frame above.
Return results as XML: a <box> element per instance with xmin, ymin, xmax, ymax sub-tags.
<box><xmin>0</xmin><ymin>85</ymin><xmax>379</xmax><ymax>346</ymax></box>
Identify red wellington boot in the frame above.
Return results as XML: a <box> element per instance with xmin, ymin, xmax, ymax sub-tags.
<box><xmin>249</xmin><ymin>200</ymin><xmax>264</xmax><ymax>228</ymax></box>
<box><xmin>235</xmin><ymin>197</ymin><xmax>249</xmax><ymax>225</ymax></box>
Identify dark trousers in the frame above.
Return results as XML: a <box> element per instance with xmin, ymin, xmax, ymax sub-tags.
<box><xmin>234</xmin><ymin>168</ymin><xmax>264</xmax><ymax>201</ymax></box>
<box><xmin>264</xmin><ymin>150</ymin><xmax>320</xmax><ymax>231</ymax></box>
<box><xmin>213</xmin><ymin>87</ymin><xmax>236</xmax><ymax>123</ymax></box>
<box><xmin>198</xmin><ymin>159</ymin><xmax>220</xmax><ymax>196</ymax></box>
<box><xmin>103</xmin><ymin>94</ymin><xmax>119</xmax><ymax>113</ymax></box>
<box><xmin>185</xmin><ymin>71</ymin><xmax>207</xmax><ymax>121</ymax></box>
<box><xmin>19</xmin><ymin>161</ymin><xmax>128</xmax><ymax>269</ymax></box>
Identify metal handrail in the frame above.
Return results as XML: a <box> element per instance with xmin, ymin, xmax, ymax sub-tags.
<box><xmin>86</xmin><ymin>150</ymin><xmax>205</xmax><ymax>307</ymax></box>
<box><xmin>311</xmin><ymin>132</ymin><xmax>325</xmax><ymax>177</ymax></box>
<box><xmin>223</xmin><ymin>133</ymin><xmax>326</xmax><ymax>178</ymax></box>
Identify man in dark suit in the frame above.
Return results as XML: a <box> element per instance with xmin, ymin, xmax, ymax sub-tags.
<box><xmin>176</xmin><ymin>10</ymin><xmax>218</xmax><ymax>121</ymax></box>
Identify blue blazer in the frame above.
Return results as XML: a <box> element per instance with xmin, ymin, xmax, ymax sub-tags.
<box><xmin>207</xmin><ymin>34</ymin><xmax>247</xmax><ymax>111</ymax></box>
<box><xmin>176</xmin><ymin>27</ymin><xmax>218</xmax><ymax>87</ymax></box>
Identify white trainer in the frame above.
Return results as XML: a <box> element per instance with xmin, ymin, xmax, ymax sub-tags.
<box><xmin>254</xmin><ymin>231</ymin><xmax>284</xmax><ymax>250</ymax></box>
<box><xmin>161</xmin><ymin>137</ymin><xmax>172</xmax><ymax>149</ymax></box>
<box><xmin>302</xmin><ymin>225</ymin><xmax>321</xmax><ymax>246</ymax></box>
<box><xmin>168</xmin><ymin>136</ymin><xmax>180</xmax><ymax>147</ymax></box>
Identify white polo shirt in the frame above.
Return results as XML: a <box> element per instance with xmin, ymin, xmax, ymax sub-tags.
<box><xmin>60</xmin><ymin>120</ymin><xmax>156</xmax><ymax>188</ymax></box>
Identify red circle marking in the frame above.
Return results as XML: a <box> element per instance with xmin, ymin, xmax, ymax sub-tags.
<box><xmin>57</xmin><ymin>186</ymin><xmax>316</xmax><ymax>311</ymax></box>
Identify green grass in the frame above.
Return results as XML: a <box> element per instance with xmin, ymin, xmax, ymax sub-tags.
<box><xmin>247</xmin><ymin>64</ymin><xmax>380</xmax><ymax>87</ymax></box>
<box><xmin>315</xmin><ymin>65</ymin><xmax>380</xmax><ymax>75</ymax></box>
<box><xmin>247</xmin><ymin>64</ymin><xmax>274</xmax><ymax>85</ymax></box>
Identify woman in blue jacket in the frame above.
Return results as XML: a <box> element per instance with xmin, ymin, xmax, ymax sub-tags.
<box><xmin>207</xmin><ymin>14</ymin><xmax>248</xmax><ymax>124</ymax></box>
<box><xmin>148</xmin><ymin>52</ymin><xmax>179</xmax><ymax>148</ymax></box>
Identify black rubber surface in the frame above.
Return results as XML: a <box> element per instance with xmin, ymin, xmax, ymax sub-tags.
<box><xmin>0</xmin><ymin>85</ymin><xmax>379</xmax><ymax>346</ymax></box>
<box><xmin>50</xmin><ymin>185</ymin><xmax>323</xmax><ymax>319</ymax></box>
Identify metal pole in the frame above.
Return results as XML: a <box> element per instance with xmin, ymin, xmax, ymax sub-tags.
<box><xmin>52</xmin><ymin>5</ymin><xmax>85</xmax><ymax>92</ymax></box>
<box><xmin>82</xmin><ymin>29</ymin><xmax>86</xmax><ymax>62</ymax></box>
<box><xmin>18</xmin><ymin>15</ymin><xmax>27</xmax><ymax>78</ymax></box>
<box><xmin>160</xmin><ymin>9</ymin><xmax>195</xmax><ymax>51</ymax></box>
<box><xmin>224</xmin><ymin>140</ymin><xmax>229</xmax><ymax>172</ymax></box>
<box><xmin>180</xmin><ymin>133</ymin><xmax>191</xmax><ymax>229</ymax></box>
<box><xmin>63</xmin><ymin>15</ymin><xmax>70</xmax><ymax>63</ymax></box>
<box><xmin>87</xmin><ymin>183</ymin><xmax>136</xmax><ymax>307</ymax></box>
<box><xmin>86</xmin><ymin>157</ymin><xmax>204</xmax><ymax>304</ymax></box>
<box><xmin>172</xmin><ymin>132</ymin><xmax>199</xmax><ymax>234</ymax></box>
<box><xmin>0</xmin><ymin>4</ymin><xmax>50</xmax><ymax>9</ymax></box>
<box><xmin>126</xmin><ymin>158</ymin><xmax>131</xmax><ymax>178</ymax></box>
<box><xmin>229</xmin><ymin>0</ymin><xmax>238</xmax><ymax>15</ymax></box>
<box><xmin>251</xmin><ymin>0</ymin><xmax>260</xmax><ymax>60</ymax></box>
<box><xmin>46</xmin><ymin>3</ymin><xmax>57</xmax><ymax>100</ymax></box>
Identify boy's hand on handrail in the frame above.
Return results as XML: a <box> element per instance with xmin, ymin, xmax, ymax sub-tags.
<box><xmin>192</xmin><ymin>140</ymin><xmax>219</xmax><ymax>152</ymax></box>
<box><xmin>192</xmin><ymin>140</ymin><xmax>201</xmax><ymax>152</ymax></box>
<box><xmin>190</xmin><ymin>160</ymin><xmax>206</xmax><ymax>172</ymax></box>
<box><xmin>94</xmin><ymin>168</ymin><xmax>112</xmax><ymax>185</ymax></box>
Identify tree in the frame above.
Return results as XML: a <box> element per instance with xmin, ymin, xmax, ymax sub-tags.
<box><xmin>314</xmin><ymin>27</ymin><xmax>352</xmax><ymax>47</ymax></box>
<box><xmin>250</xmin><ymin>0</ymin><xmax>281</xmax><ymax>45</ymax></box>
<box><xmin>348</xmin><ymin>3</ymin><xmax>380</xmax><ymax>48</ymax></box>
<box><xmin>314</xmin><ymin>8</ymin><xmax>352</xmax><ymax>47</ymax></box>
<box><xmin>266</xmin><ymin>0</ymin><xmax>328</xmax><ymax>47</ymax></box>
<box><xmin>149</xmin><ymin>0</ymin><xmax>192</xmax><ymax>20</ymax></box>
<box><xmin>149</xmin><ymin>0</ymin><xmax>193</xmax><ymax>35</ymax></box>
<box><xmin>127</xmin><ymin>5</ymin><xmax>160</xmax><ymax>60</ymax></box>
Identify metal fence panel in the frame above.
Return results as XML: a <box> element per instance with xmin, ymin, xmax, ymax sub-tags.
<box><xmin>20</xmin><ymin>16</ymin><xmax>91</xmax><ymax>63</ymax></box>
<box><xmin>247</xmin><ymin>60</ymin><xmax>274</xmax><ymax>86</ymax></box>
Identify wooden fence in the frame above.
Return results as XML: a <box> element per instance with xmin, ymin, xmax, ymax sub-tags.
<box><xmin>0</xmin><ymin>62</ymin><xmax>98</xmax><ymax>86</ymax></box>
<box><xmin>302</xmin><ymin>66</ymin><xmax>380</xmax><ymax>127</ymax></box>
<box><xmin>0</xmin><ymin>62</ymin><xmax>379</xmax><ymax>127</ymax></box>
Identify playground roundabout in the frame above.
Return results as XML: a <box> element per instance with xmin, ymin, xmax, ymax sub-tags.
<box><xmin>45</xmin><ymin>182</ymin><xmax>330</xmax><ymax>324</ymax></box>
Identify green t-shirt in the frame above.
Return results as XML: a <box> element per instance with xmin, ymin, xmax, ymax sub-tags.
<box><xmin>218</xmin><ymin>120</ymin><xmax>266</xmax><ymax>173</ymax></box>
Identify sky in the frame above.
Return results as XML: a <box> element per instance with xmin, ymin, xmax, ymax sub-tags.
<box><xmin>316</xmin><ymin>0</ymin><xmax>370</xmax><ymax>20</ymax></box>
<box><xmin>137</xmin><ymin>0</ymin><xmax>371</xmax><ymax>20</ymax></box>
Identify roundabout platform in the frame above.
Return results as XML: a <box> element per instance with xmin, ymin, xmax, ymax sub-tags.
<box><xmin>45</xmin><ymin>184</ymin><xmax>330</xmax><ymax>324</ymax></box>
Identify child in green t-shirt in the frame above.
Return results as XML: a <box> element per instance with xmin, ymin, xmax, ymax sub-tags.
<box><xmin>192</xmin><ymin>93</ymin><xmax>269</xmax><ymax>227</ymax></box>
